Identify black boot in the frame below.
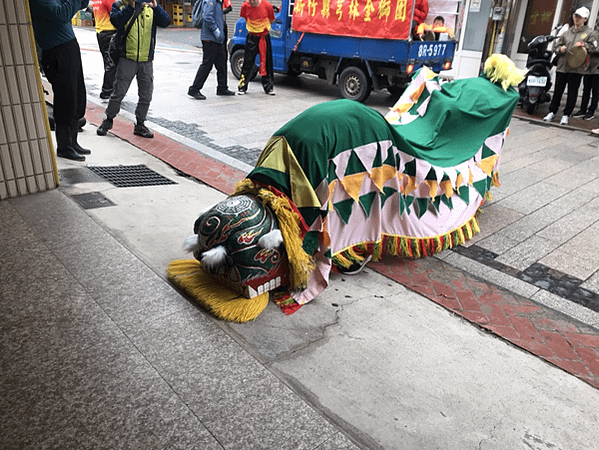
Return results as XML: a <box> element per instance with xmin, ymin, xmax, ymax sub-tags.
<box><xmin>56</xmin><ymin>124</ymin><xmax>85</xmax><ymax>161</ymax></box>
<box><xmin>70</xmin><ymin>121</ymin><xmax>91</xmax><ymax>155</ymax></box>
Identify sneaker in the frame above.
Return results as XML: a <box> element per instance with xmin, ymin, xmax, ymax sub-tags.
<box><xmin>265</xmin><ymin>89</ymin><xmax>275</xmax><ymax>95</ymax></box>
<box><xmin>560</xmin><ymin>115</ymin><xmax>569</xmax><ymax>125</ymax></box>
<box><xmin>96</xmin><ymin>117</ymin><xmax>113</xmax><ymax>136</ymax></box>
<box><xmin>336</xmin><ymin>255</ymin><xmax>372</xmax><ymax>275</ymax></box>
<box><xmin>217</xmin><ymin>89</ymin><xmax>236</xmax><ymax>96</ymax></box>
<box><xmin>543</xmin><ymin>112</ymin><xmax>555</xmax><ymax>122</ymax></box>
<box><xmin>188</xmin><ymin>89</ymin><xmax>206</xmax><ymax>100</ymax></box>
<box><xmin>237</xmin><ymin>89</ymin><xmax>246</xmax><ymax>95</ymax></box>
<box><xmin>585</xmin><ymin>112</ymin><xmax>595</xmax><ymax>120</ymax></box>
<box><xmin>133</xmin><ymin>123</ymin><xmax>154</xmax><ymax>138</ymax></box>
<box><xmin>572</xmin><ymin>109</ymin><xmax>586</xmax><ymax>118</ymax></box>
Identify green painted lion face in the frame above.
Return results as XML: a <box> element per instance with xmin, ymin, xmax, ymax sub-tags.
<box><xmin>190</xmin><ymin>195</ymin><xmax>289</xmax><ymax>298</ymax></box>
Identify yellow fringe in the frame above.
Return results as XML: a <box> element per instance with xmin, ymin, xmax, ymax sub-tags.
<box><xmin>233</xmin><ymin>179</ymin><xmax>315</xmax><ymax>291</ymax></box>
<box><xmin>332</xmin><ymin>214</ymin><xmax>480</xmax><ymax>264</ymax></box>
<box><xmin>167</xmin><ymin>259</ymin><xmax>269</xmax><ymax>323</ymax></box>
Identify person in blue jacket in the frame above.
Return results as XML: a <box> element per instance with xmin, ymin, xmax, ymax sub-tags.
<box><xmin>96</xmin><ymin>0</ymin><xmax>170</xmax><ymax>138</ymax></box>
<box><xmin>187</xmin><ymin>0</ymin><xmax>236</xmax><ymax>99</ymax></box>
<box><xmin>29</xmin><ymin>0</ymin><xmax>91</xmax><ymax>161</ymax></box>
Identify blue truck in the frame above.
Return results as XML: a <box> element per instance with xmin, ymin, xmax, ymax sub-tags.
<box><xmin>228</xmin><ymin>0</ymin><xmax>458</xmax><ymax>102</ymax></box>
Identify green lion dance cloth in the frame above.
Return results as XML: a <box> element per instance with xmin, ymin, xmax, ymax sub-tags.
<box><xmin>172</xmin><ymin>55</ymin><xmax>524</xmax><ymax>321</ymax></box>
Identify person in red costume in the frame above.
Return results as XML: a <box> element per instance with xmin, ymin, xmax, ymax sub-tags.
<box><xmin>237</xmin><ymin>0</ymin><xmax>276</xmax><ymax>95</ymax></box>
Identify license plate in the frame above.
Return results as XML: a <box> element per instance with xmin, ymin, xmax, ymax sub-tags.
<box><xmin>527</xmin><ymin>75</ymin><xmax>547</xmax><ymax>87</ymax></box>
<box><xmin>416</xmin><ymin>43</ymin><xmax>448</xmax><ymax>59</ymax></box>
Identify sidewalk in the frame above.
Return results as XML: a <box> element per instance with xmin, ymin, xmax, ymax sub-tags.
<box><xmin>2</xmin><ymin>97</ymin><xmax>599</xmax><ymax>449</ymax></box>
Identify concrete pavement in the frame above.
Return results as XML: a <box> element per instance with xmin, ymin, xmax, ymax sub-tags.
<box><xmin>1</xmin><ymin>26</ymin><xmax>599</xmax><ymax>449</ymax></box>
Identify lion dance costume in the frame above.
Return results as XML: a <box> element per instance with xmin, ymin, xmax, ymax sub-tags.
<box><xmin>168</xmin><ymin>55</ymin><xmax>525</xmax><ymax>322</ymax></box>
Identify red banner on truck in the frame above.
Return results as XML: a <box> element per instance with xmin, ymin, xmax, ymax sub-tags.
<box><xmin>291</xmin><ymin>0</ymin><xmax>415</xmax><ymax>40</ymax></box>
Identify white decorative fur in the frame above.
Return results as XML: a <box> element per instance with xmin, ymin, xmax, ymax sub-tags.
<box><xmin>183</xmin><ymin>235</ymin><xmax>200</xmax><ymax>253</ymax></box>
<box><xmin>201</xmin><ymin>245</ymin><xmax>228</xmax><ymax>271</ymax></box>
<box><xmin>258</xmin><ymin>229</ymin><xmax>283</xmax><ymax>249</ymax></box>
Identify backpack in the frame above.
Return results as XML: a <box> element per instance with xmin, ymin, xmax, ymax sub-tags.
<box><xmin>191</xmin><ymin>0</ymin><xmax>203</xmax><ymax>29</ymax></box>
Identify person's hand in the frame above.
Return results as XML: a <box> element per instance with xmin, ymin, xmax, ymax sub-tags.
<box><xmin>149</xmin><ymin>0</ymin><xmax>157</xmax><ymax>7</ymax></box>
<box><xmin>560</xmin><ymin>45</ymin><xmax>567</xmax><ymax>53</ymax></box>
<box><xmin>214</xmin><ymin>28</ymin><xmax>222</xmax><ymax>39</ymax></box>
<box><xmin>575</xmin><ymin>40</ymin><xmax>585</xmax><ymax>47</ymax></box>
<box><xmin>128</xmin><ymin>0</ymin><xmax>135</xmax><ymax>6</ymax></box>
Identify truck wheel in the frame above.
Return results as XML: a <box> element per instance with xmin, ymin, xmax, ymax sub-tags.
<box><xmin>230</xmin><ymin>49</ymin><xmax>258</xmax><ymax>81</ymax></box>
<box><xmin>339</xmin><ymin>66</ymin><xmax>371</xmax><ymax>102</ymax></box>
<box><xmin>286</xmin><ymin>66</ymin><xmax>301</xmax><ymax>77</ymax></box>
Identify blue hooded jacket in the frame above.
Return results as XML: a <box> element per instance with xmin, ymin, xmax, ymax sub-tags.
<box><xmin>201</xmin><ymin>0</ymin><xmax>224</xmax><ymax>44</ymax></box>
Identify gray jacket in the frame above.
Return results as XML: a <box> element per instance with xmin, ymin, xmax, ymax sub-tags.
<box><xmin>554</xmin><ymin>24</ymin><xmax>592</xmax><ymax>74</ymax></box>
<box><xmin>585</xmin><ymin>29</ymin><xmax>599</xmax><ymax>75</ymax></box>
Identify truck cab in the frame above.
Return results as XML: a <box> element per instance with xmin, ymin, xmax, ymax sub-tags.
<box><xmin>229</xmin><ymin>0</ymin><xmax>459</xmax><ymax>102</ymax></box>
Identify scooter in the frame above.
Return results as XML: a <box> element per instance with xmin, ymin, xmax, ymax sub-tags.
<box><xmin>519</xmin><ymin>26</ymin><xmax>563</xmax><ymax>115</ymax></box>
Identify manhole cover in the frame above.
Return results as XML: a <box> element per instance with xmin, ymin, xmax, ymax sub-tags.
<box><xmin>88</xmin><ymin>165</ymin><xmax>177</xmax><ymax>188</ymax></box>
<box><xmin>71</xmin><ymin>192</ymin><xmax>116</xmax><ymax>210</ymax></box>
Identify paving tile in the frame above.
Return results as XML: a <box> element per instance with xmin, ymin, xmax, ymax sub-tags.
<box><xmin>442</xmin><ymin>252</ymin><xmax>540</xmax><ymax>299</ymax></box>
<box><xmin>539</xmin><ymin>330</ymin><xmax>579</xmax><ymax>360</ymax></box>
<box><xmin>541</xmin><ymin>145</ymin><xmax>597</xmax><ymax>166</ymax></box>
<box><xmin>530</xmin><ymin>289</ymin><xmax>599</xmax><ymax>329</ymax></box>
<box><xmin>539</xmin><ymin>249</ymin><xmax>599</xmax><ymax>281</ymax></box>
<box><xmin>537</xmin><ymin>207</ymin><xmax>599</xmax><ymax>243</ymax></box>
<box><xmin>580</xmin><ymin>269</ymin><xmax>599</xmax><ymax>295</ymax></box>
<box><xmin>467</xmin><ymin>202</ymin><xmax>524</xmax><ymax>244</ymax></box>
<box><xmin>52</xmin><ymin>235</ymin><xmax>193</xmax><ymax>335</ymax></box>
<box><xmin>524</xmin><ymin>155</ymin><xmax>579</xmax><ymax>176</ymax></box>
<box><xmin>494</xmin><ymin>181</ymin><xmax>570</xmax><ymax>214</ymax></box>
<box><xmin>495</xmin><ymin>235</ymin><xmax>561</xmax><ymax>271</ymax></box>
<box><xmin>0</xmin><ymin>333</ymin><xmax>220</xmax><ymax>449</ymax></box>
<box><xmin>314</xmin><ymin>433</ymin><xmax>361</xmax><ymax>450</ymax></box>
<box><xmin>545</xmin><ymin>164</ymin><xmax>599</xmax><ymax>189</ymax></box>
<box><xmin>475</xmin><ymin>232</ymin><xmax>520</xmax><ymax>255</ymax></box>
<box><xmin>127</xmin><ymin>308</ymin><xmax>339</xmax><ymax>450</ymax></box>
<box><xmin>492</xmin><ymin>167</ymin><xmax>547</xmax><ymax>197</ymax></box>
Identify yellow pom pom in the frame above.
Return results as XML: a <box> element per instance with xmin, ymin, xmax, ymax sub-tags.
<box><xmin>483</xmin><ymin>54</ymin><xmax>526</xmax><ymax>90</ymax></box>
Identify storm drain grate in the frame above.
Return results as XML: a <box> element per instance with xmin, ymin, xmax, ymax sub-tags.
<box><xmin>71</xmin><ymin>191</ymin><xmax>116</xmax><ymax>210</ymax></box>
<box><xmin>88</xmin><ymin>165</ymin><xmax>177</xmax><ymax>188</ymax></box>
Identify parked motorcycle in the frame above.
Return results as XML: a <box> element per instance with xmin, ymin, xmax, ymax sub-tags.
<box><xmin>519</xmin><ymin>27</ymin><xmax>563</xmax><ymax>115</ymax></box>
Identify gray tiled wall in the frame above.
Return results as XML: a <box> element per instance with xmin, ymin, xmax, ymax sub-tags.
<box><xmin>0</xmin><ymin>0</ymin><xmax>57</xmax><ymax>200</ymax></box>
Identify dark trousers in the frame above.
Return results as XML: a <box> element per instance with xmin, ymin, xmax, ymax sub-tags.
<box><xmin>190</xmin><ymin>40</ymin><xmax>228</xmax><ymax>92</ymax></box>
<box><xmin>239</xmin><ymin>33</ymin><xmax>274</xmax><ymax>93</ymax></box>
<box><xmin>549</xmin><ymin>71</ymin><xmax>583</xmax><ymax>116</ymax></box>
<box><xmin>579</xmin><ymin>73</ymin><xmax>599</xmax><ymax>114</ymax></box>
<box><xmin>41</xmin><ymin>38</ymin><xmax>86</xmax><ymax>127</ymax></box>
<box><xmin>97</xmin><ymin>30</ymin><xmax>118</xmax><ymax>98</ymax></box>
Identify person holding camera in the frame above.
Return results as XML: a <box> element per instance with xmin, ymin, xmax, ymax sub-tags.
<box><xmin>96</xmin><ymin>0</ymin><xmax>170</xmax><ymax>139</ymax></box>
